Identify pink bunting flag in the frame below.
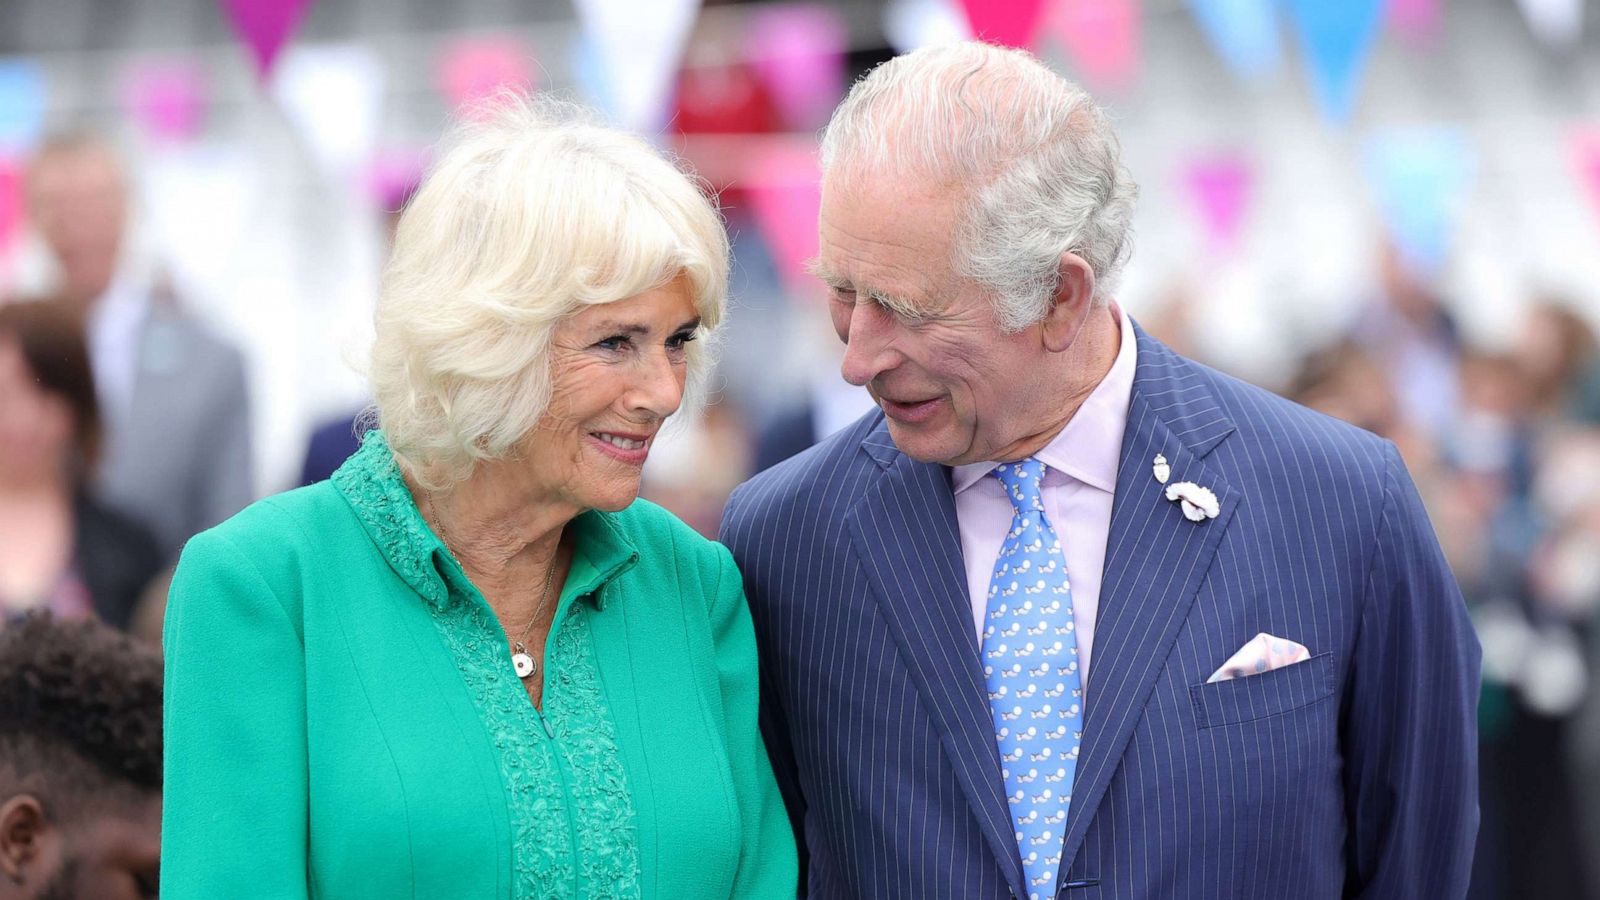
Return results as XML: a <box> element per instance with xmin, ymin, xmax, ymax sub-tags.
<box><xmin>123</xmin><ymin>60</ymin><xmax>207</xmax><ymax>144</ymax></box>
<box><xmin>1387</xmin><ymin>0</ymin><xmax>1441</xmax><ymax>48</ymax></box>
<box><xmin>1184</xmin><ymin>153</ymin><xmax>1252</xmax><ymax>253</ymax></box>
<box><xmin>747</xmin><ymin>5</ymin><xmax>849</xmax><ymax>131</ymax></box>
<box><xmin>743</xmin><ymin>141</ymin><xmax>823</xmax><ymax>296</ymax></box>
<box><xmin>437</xmin><ymin>37</ymin><xmax>535</xmax><ymax>115</ymax></box>
<box><xmin>220</xmin><ymin>0</ymin><xmax>313</xmax><ymax>81</ymax></box>
<box><xmin>364</xmin><ymin>147</ymin><xmax>428</xmax><ymax>212</ymax></box>
<box><xmin>0</xmin><ymin>156</ymin><xmax>21</xmax><ymax>253</ymax></box>
<box><xmin>959</xmin><ymin>0</ymin><xmax>1049</xmax><ymax>49</ymax></box>
<box><xmin>1570</xmin><ymin>129</ymin><xmax>1600</xmax><ymax>225</ymax></box>
<box><xmin>1048</xmin><ymin>0</ymin><xmax>1141</xmax><ymax>91</ymax></box>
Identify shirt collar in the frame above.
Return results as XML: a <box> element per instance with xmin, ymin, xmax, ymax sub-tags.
<box><xmin>331</xmin><ymin>430</ymin><xmax>638</xmax><ymax>611</ymax></box>
<box><xmin>951</xmin><ymin>303</ymin><xmax>1137</xmax><ymax>495</ymax></box>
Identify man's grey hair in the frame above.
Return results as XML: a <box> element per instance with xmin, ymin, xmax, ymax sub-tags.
<box><xmin>819</xmin><ymin>41</ymin><xmax>1138</xmax><ymax>331</ymax></box>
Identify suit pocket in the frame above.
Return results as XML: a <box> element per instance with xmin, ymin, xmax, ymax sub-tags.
<box><xmin>1190</xmin><ymin>652</ymin><xmax>1336</xmax><ymax>729</ymax></box>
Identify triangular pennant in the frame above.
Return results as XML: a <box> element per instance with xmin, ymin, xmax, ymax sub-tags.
<box><xmin>743</xmin><ymin>140</ymin><xmax>822</xmax><ymax>296</ymax></box>
<box><xmin>1186</xmin><ymin>0</ymin><xmax>1280</xmax><ymax>81</ymax></box>
<box><xmin>572</xmin><ymin>0</ymin><xmax>701</xmax><ymax>133</ymax></box>
<box><xmin>122</xmin><ymin>58</ymin><xmax>208</xmax><ymax>145</ymax></box>
<box><xmin>436</xmin><ymin>37</ymin><xmax>535</xmax><ymax>115</ymax></box>
<box><xmin>1515</xmin><ymin>0</ymin><xmax>1584</xmax><ymax>47</ymax></box>
<box><xmin>1284</xmin><ymin>0</ymin><xmax>1384</xmax><ymax>124</ymax></box>
<box><xmin>0</xmin><ymin>60</ymin><xmax>46</xmax><ymax>155</ymax></box>
<box><xmin>1387</xmin><ymin>0</ymin><xmax>1442</xmax><ymax>49</ymax></box>
<box><xmin>1568</xmin><ymin>128</ymin><xmax>1600</xmax><ymax>226</ymax></box>
<box><xmin>1362</xmin><ymin>126</ymin><xmax>1473</xmax><ymax>276</ymax></box>
<box><xmin>0</xmin><ymin>155</ymin><xmax>23</xmax><ymax>254</ymax></box>
<box><xmin>220</xmin><ymin>0</ymin><xmax>314</xmax><ymax>81</ymax></box>
<box><xmin>1049</xmin><ymin>0</ymin><xmax>1141</xmax><ymax>92</ymax></box>
<box><xmin>1183</xmin><ymin>152</ymin><xmax>1252</xmax><ymax>253</ymax></box>
<box><xmin>884</xmin><ymin>0</ymin><xmax>971</xmax><ymax>52</ymax></box>
<box><xmin>959</xmin><ymin>0</ymin><xmax>1049</xmax><ymax>48</ymax></box>
<box><xmin>747</xmin><ymin>4</ymin><xmax>848</xmax><ymax>131</ymax></box>
<box><xmin>272</xmin><ymin>44</ymin><xmax>385</xmax><ymax>178</ymax></box>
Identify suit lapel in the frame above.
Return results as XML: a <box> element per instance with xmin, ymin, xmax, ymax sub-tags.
<box><xmin>847</xmin><ymin>425</ymin><xmax>1028</xmax><ymax>898</ymax></box>
<box><xmin>1057</xmin><ymin>326</ymin><xmax>1241</xmax><ymax>875</ymax></box>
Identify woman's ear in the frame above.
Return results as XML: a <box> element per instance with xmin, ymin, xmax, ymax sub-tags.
<box><xmin>1041</xmin><ymin>251</ymin><xmax>1096</xmax><ymax>353</ymax></box>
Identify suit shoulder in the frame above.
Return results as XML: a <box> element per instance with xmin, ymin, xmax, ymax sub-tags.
<box><xmin>1183</xmin><ymin>357</ymin><xmax>1393</xmax><ymax>480</ymax></box>
<box><xmin>728</xmin><ymin>409</ymin><xmax>882</xmax><ymax>514</ymax></box>
<box><xmin>182</xmin><ymin>482</ymin><xmax>357</xmax><ymax>568</ymax></box>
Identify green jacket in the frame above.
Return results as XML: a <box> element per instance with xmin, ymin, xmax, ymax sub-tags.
<box><xmin>161</xmin><ymin>433</ymin><xmax>797</xmax><ymax>898</ymax></box>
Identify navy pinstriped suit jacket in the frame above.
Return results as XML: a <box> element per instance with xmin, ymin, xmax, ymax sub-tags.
<box><xmin>720</xmin><ymin>325</ymin><xmax>1480</xmax><ymax>899</ymax></box>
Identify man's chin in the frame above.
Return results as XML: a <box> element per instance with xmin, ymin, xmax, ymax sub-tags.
<box><xmin>883</xmin><ymin>420</ymin><xmax>964</xmax><ymax>466</ymax></box>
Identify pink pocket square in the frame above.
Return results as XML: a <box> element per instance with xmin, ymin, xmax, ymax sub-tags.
<box><xmin>1206</xmin><ymin>633</ymin><xmax>1311</xmax><ymax>683</ymax></box>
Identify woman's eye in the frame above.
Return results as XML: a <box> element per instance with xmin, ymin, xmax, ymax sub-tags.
<box><xmin>595</xmin><ymin>335</ymin><xmax>629</xmax><ymax>351</ymax></box>
<box><xmin>666</xmin><ymin>330</ymin><xmax>698</xmax><ymax>350</ymax></box>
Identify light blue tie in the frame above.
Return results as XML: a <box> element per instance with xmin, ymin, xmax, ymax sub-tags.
<box><xmin>983</xmin><ymin>458</ymin><xmax>1082</xmax><ymax>900</ymax></box>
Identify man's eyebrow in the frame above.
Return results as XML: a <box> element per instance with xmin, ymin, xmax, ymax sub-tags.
<box><xmin>805</xmin><ymin>258</ymin><xmax>842</xmax><ymax>286</ymax></box>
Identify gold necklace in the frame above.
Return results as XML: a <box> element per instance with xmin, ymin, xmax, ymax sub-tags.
<box><xmin>427</xmin><ymin>492</ymin><xmax>559</xmax><ymax>680</ymax></box>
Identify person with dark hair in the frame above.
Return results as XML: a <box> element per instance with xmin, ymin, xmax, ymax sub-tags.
<box><xmin>0</xmin><ymin>611</ymin><xmax>162</xmax><ymax>899</ymax></box>
<box><xmin>0</xmin><ymin>300</ymin><xmax>163</xmax><ymax>630</ymax></box>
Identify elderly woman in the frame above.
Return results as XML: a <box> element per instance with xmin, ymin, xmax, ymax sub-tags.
<box><xmin>160</xmin><ymin>97</ymin><xmax>797</xmax><ymax>898</ymax></box>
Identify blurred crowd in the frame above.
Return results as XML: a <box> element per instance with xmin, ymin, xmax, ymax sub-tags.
<box><xmin>5</xmin><ymin>62</ymin><xmax>1600</xmax><ymax>900</ymax></box>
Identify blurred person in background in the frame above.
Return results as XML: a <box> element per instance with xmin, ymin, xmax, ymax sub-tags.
<box><xmin>0</xmin><ymin>300</ymin><xmax>162</xmax><ymax>632</ymax></box>
<box><xmin>0</xmin><ymin>612</ymin><xmax>162</xmax><ymax>900</ymax></box>
<box><xmin>23</xmin><ymin>132</ymin><xmax>253</xmax><ymax>560</ymax></box>
<box><xmin>161</xmin><ymin>96</ymin><xmax>796</xmax><ymax>898</ymax></box>
<box><xmin>1352</xmin><ymin>241</ymin><xmax>1463</xmax><ymax>444</ymax></box>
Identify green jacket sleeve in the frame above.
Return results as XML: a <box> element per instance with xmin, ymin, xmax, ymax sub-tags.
<box><xmin>709</xmin><ymin>543</ymin><xmax>800</xmax><ymax>898</ymax></box>
<box><xmin>161</xmin><ymin>523</ymin><xmax>310</xmax><ymax>898</ymax></box>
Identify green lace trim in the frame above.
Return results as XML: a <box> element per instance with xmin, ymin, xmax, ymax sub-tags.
<box><xmin>331</xmin><ymin>432</ymin><xmax>642</xmax><ymax>898</ymax></box>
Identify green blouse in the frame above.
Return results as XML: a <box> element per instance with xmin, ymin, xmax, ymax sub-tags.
<box><xmin>161</xmin><ymin>433</ymin><xmax>797</xmax><ymax>899</ymax></box>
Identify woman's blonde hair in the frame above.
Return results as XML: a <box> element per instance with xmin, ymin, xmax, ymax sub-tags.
<box><xmin>370</xmin><ymin>94</ymin><xmax>729</xmax><ymax>489</ymax></box>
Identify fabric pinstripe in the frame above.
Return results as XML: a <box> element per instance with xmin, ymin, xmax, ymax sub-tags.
<box><xmin>720</xmin><ymin>324</ymin><xmax>1480</xmax><ymax>900</ymax></box>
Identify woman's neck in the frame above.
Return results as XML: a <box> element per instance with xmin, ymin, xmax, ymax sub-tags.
<box><xmin>406</xmin><ymin>460</ymin><xmax>578</xmax><ymax>591</ymax></box>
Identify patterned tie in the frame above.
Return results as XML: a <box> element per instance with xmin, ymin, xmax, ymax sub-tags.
<box><xmin>982</xmin><ymin>458</ymin><xmax>1082</xmax><ymax>900</ymax></box>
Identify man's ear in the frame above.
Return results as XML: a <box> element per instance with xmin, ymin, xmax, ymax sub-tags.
<box><xmin>0</xmin><ymin>794</ymin><xmax>48</xmax><ymax>884</ymax></box>
<box><xmin>1040</xmin><ymin>251</ymin><xmax>1096</xmax><ymax>353</ymax></box>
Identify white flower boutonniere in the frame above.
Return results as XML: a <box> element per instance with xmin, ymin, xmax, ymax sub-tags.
<box><xmin>1164</xmin><ymin>481</ymin><xmax>1219</xmax><ymax>522</ymax></box>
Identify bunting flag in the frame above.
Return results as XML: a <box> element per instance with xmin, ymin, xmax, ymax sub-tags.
<box><xmin>1516</xmin><ymin>0</ymin><xmax>1584</xmax><ymax>47</ymax></box>
<box><xmin>1569</xmin><ymin>128</ymin><xmax>1600</xmax><ymax>226</ymax></box>
<box><xmin>0</xmin><ymin>60</ymin><xmax>46</xmax><ymax>155</ymax></box>
<box><xmin>572</xmin><ymin>0</ymin><xmax>701</xmax><ymax>133</ymax></box>
<box><xmin>271</xmin><ymin>44</ymin><xmax>385</xmax><ymax>178</ymax></box>
<box><xmin>958</xmin><ymin>0</ymin><xmax>1049</xmax><ymax>48</ymax></box>
<box><xmin>1183</xmin><ymin>152</ymin><xmax>1253</xmax><ymax>253</ymax></box>
<box><xmin>0</xmin><ymin>156</ymin><xmax>22</xmax><ymax>254</ymax></box>
<box><xmin>743</xmin><ymin>140</ymin><xmax>822</xmax><ymax>296</ymax></box>
<box><xmin>365</xmin><ymin>146</ymin><xmax>428</xmax><ymax>213</ymax></box>
<box><xmin>1186</xmin><ymin>0</ymin><xmax>1280</xmax><ymax>81</ymax></box>
<box><xmin>123</xmin><ymin>59</ymin><xmax>208</xmax><ymax>145</ymax></box>
<box><xmin>1047</xmin><ymin>0</ymin><xmax>1141</xmax><ymax>92</ymax></box>
<box><xmin>220</xmin><ymin>0</ymin><xmax>314</xmax><ymax>81</ymax></box>
<box><xmin>884</xmin><ymin>0</ymin><xmax>970</xmax><ymax>52</ymax></box>
<box><xmin>436</xmin><ymin>37</ymin><xmax>534</xmax><ymax>114</ymax></box>
<box><xmin>1362</xmin><ymin>126</ymin><xmax>1473</xmax><ymax>276</ymax></box>
<box><xmin>747</xmin><ymin>4</ymin><xmax>848</xmax><ymax>131</ymax></box>
<box><xmin>1386</xmin><ymin>0</ymin><xmax>1441</xmax><ymax>48</ymax></box>
<box><xmin>1284</xmin><ymin>0</ymin><xmax>1384</xmax><ymax>124</ymax></box>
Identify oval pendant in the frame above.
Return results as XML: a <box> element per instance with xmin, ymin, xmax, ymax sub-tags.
<box><xmin>512</xmin><ymin>652</ymin><xmax>536</xmax><ymax>679</ymax></box>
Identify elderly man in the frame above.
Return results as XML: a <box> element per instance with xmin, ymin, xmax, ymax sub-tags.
<box><xmin>24</xmin><ymin>133</ymin><xmax>253</xmax><ymax>559</ymax></box>
<box><xmin>0</xmin><ymin>613</ymin><xmax>163</xmax><ymax>899</ymax></box>
<box><xmin>720</xmin><ymin>42</ymin><xmax>1479</xmax><ymax>900</ymax></box>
